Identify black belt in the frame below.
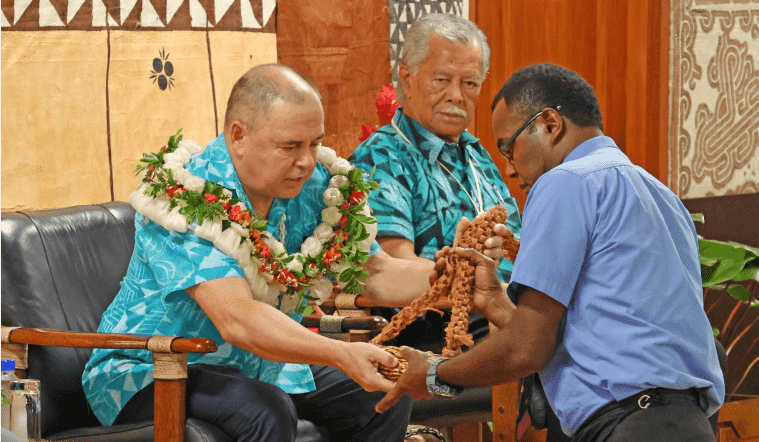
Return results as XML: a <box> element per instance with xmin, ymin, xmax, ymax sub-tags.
<box><xmin>572</xmin><ymin>388</ymin><xmax>702</xmax><ymax>442</ymax></box>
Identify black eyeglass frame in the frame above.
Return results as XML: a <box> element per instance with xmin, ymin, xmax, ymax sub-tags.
<box><xmin>497</xmin><ymin>105</ymin><xmax>562</xmax><ymax>164</ymax></box>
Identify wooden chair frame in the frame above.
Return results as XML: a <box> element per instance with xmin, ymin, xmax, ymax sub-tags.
<box><xmin>1</xmin><ymin>326</ymin><xmax>217</xmax><ymax>442</ymax></box>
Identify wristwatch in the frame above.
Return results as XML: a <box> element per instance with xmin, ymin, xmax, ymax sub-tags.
<box><xmin>426</xmin><ymin>358</ymin><xmax>462</xmax><ymax>398</ymax></box>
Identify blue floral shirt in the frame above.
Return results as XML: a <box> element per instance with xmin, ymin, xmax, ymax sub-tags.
<box><xmin>349</xmin><ymin>107</ymin><xmax>521</xmax><ymax>281</ymax></box>
<box><xmin>83</xmin><ymin>134</ymin><xmax>355</xmax><ymax>425</ymax></box>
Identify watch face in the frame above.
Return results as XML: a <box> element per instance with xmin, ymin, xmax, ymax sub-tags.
<box><xmin>426</xmin><ymin>358</ymin><xmax>459</xmax><ymax>397</ymax></box>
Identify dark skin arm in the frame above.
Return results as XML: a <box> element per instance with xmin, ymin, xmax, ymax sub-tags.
<box><xmin>375</xmin><ymin>248</ymin><xmax>566</xmax><ymax>412</ymax></box>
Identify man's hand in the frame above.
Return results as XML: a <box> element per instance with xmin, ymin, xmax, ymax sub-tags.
<box><xmin>450</xmin><ymin>216</ymin><xmax>511</xmax><ymax>261</ymax></box>
<box><xmin>375</xmin><ymin>347</ymin><xmax>438</xmax><ymax>413</ymax></box>
<box><xmin>430</xmin><ymin>246</ymin><xmax>514</xmax><ymax>325</ymax></box>
<box><xmin>453</xmin><ymin>248</ymin><xmax>512</xmax><ymax>316</ymax></box>
<box><xmin>334</xmin><ymin>342</ymin><xmax>401</xmax><ymax>392</ymax></box>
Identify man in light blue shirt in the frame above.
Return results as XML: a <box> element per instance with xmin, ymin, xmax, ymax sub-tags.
<box><xmin>376</xmin><ymin>63</ymin><xmax>724</xmax><ymax>442</ymax></box>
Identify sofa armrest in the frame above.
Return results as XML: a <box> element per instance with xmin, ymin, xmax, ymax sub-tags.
<box><xmin>1</xmin><ymin>326</ymin><xmax>216</xmax><ymax>354</ymax></box>
<box><xmin>1</xmin><ymin>325</ymin><xmax>217</xmax><ymax>442</ymax></box>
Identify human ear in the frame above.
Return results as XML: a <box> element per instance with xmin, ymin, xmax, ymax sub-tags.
<box><xmin>227</xmin><ymin>121</ymin><xmax>247</xmax><ymax>158</ymax></box>
<box><xmin>398</xmin><ymin>65</ymin><xmax>412</xmax><ymax>102</ymax></box>
<box><xmin>543</xmin><ymin>108</ymin><xmax>564</xmax><ymax>144</ymax></box>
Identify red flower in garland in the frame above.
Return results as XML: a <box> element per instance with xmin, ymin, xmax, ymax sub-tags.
<box><xmin>166</xmin><ymin>184</ymin><xmax>180</xmax><ymax>198</ymax></box>
<box><xmin>229</xmin><ymin>204</ymin><xmax>249</xmax><ymax>224</ymax></box>
<box><xmin>204</xmin><ymin>193</ymin><xmax>219</xmax><ymax>204</ymax></box>
<box><xmin>339</xmin><ymin>216</ymin><xmax>348</xmax><ymax>229</ymax></box>
<box><xmin>259</xmin><ymin>243</ymin><xmax>272</xmax><ymax>259</ymax></box>
<box><xmin>349</xmin><ymin>190</ymin><xmax>364</xmax><ymax>204</ymax></box>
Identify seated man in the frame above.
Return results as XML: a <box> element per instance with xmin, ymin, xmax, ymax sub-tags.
<box><xmin>350</xmin><ymin>13</ymin><xmax>522</xmax><ymax>352</ymax></box>
<box><xmin>377</xmin><ymin>63</ymin><xmax>725</xmax><ymax>442</ymax></box>
<box><xmin>83</xmin><ymin>64</ymin><xmax>497</xmax><ymax>441</ymax></box>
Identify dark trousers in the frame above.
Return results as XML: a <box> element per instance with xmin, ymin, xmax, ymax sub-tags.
<box><xmin>570</xmin><ymin>388</ymin><xmax>716</xmax><ymax>442</ymax></box>
<box><xmin>114</xmin><ymin>364</ymin><xmax>412</xmax><ymax>442</ymax></box>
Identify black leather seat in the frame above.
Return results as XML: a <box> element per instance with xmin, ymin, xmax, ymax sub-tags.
<box><xmin>1</xmin><ymin>202</ymin><xmax>329</xmax><ymax>442</ymax></box>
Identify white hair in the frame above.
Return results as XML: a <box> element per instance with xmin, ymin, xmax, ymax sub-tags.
<box><xmin>398</xmin><ymin>13</ymin><xmax>491</xmax><ymax>103</ymax></box>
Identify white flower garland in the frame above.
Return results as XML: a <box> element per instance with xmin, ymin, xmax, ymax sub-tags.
<box><xmin>130</xmin><ymin>138</ymin><xmax>378</xmax><ymax>313</ymax></box>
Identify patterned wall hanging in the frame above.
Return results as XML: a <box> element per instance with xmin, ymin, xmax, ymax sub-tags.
<box><xmin>670</xmin><ymin>0</ymin><xmax>759</xmax><ymax>198</ymax></box>
<box><xmin>1</xmin><ymin>0</ymin><xmax>277</xmax><ymax>211</ymax></box>
<box><xmin>387</xmin><ymin>0</ymin><xmax>468</xmax><ymax>90</ymax></box>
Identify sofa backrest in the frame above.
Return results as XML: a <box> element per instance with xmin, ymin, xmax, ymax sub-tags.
<box><xmin>1</xmin><ymin>202</ymin><xmax>136</xmax><ymax>436</ymax></box>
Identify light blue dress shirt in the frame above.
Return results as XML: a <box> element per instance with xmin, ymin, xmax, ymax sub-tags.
<box><xmin>509</xmin><ymin>136</ymin><xmax>725</xmax><ymax>435</ymax></box>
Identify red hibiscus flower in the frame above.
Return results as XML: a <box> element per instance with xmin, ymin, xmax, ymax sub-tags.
<box><xmin>359</xmin><ymin>124</ymin><xmax>377</xmax><ymax>142</ymax></box>
<box><xmin>376</xmin><ymin>84</ymin><xmax>400</xmax><ymax>126</ymax></box>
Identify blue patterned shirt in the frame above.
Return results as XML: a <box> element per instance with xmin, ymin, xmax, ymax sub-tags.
<box><xmin>349</xmin><ymin>107</ymin><xmax>521</xmax><ymax>281</ymax></box>
<box><xmin>83</xmin><ymin>134</ymin><xmax>352</xmax><ymax>425</ymax></box>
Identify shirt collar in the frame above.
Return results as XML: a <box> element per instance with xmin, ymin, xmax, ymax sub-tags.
<box><xmin>394</xmin><ymin>107</ymin><xmax>480</xmax><ymax>164</ymax></box>
<box><xmin>188</xmin><ymin>133</ymin><xmax>254</xmax><ymax>212</ymax></box>
<box><xmin>562</xmin><ymin>135</ymin><xmax>618</xmax><ymax>164</ymax></box>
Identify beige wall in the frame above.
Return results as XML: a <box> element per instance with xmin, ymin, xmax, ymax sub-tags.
<box><xmin>1</xmin><ymin>0</ymin><xmax>277</xmax><ymax>211</ymax></box>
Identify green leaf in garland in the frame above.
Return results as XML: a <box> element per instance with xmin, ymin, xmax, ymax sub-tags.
<box><xmin>1</xmin><ymin>394</ymin><xmax>8</xmax><ymax>406</ymax></box>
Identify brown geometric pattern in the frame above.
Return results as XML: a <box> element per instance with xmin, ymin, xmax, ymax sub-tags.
<box><xmin>669</xmin><ymin>0</ymin><xmax>759</xmax><ymax>198</ymax></box>
<box><xmin>0</xmin><ymin>0</ymin><xmax>275</xmax><ymax>31</ymax></box>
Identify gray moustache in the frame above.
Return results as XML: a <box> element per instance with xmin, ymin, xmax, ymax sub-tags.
<box><xmin>438</xmin><ymin>107</ymin><xmax>467</xmax><ymax>118</ymax></box>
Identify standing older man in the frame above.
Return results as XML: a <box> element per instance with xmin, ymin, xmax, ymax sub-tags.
<box><xmin>82</xmin><ymin>63</ymin><xmax>468</xmax><ymax>442</ymax></box>
<box><xmin>350</xmin><ymin>13</ymin><xmax>521</xmax><ymax>352</ymax></box>
<box><xmin>375</xmin><ymin>63</ymin><xmax>725</xmax><ymax>442</ymax></box>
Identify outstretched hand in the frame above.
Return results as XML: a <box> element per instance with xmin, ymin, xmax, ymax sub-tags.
<box><xmin>375</xmin><ymin>347</ymin><xmax>437</xmax><ymax>413</ymax></box>
<box><xmin>338</xmin><ymin>342</ymin><xmax>400</xmax><ymax>392</ymax></box>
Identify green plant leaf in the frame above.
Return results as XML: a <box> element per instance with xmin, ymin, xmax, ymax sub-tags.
<box><xmin>726</xmin><ymin>284</ymin><xmax>752</xmax><ymax>303</ymax></box>
<box><xmin>713</xmin><ymin>327</ymin><xmax>719</xmax><ymax>337</ymax></box>
<box><xmin>1</xmin><ymin>394</ymin><xmax>8</xmax><ymax>406</ymax></box>
<box><xmin>691</xmin><ymin>213</ymin><xmax>705</xmax><ymax>224</ymax></box>
<box><xmin>699</xmin><ymin>238</ymin><xmax>756</xmax><ymax>286</ymax></box>
<box><xmin>732</xmin><ymin>265</ymin><xmax>759</xmax><ymax>282</ymax></box>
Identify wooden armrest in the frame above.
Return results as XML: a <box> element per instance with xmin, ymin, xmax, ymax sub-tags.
<box><xmin>2</xmin><ymin>325</ymin><xmax>216</xmax><ymax>442</ymax></box>
<box><xmin>301</xmin><ymin>315</ymin><xmax>389</xmax><ymax>332</ymax></box>
<box><xmin>323</xmin><ymin>293</ymin><xmax>453</xmax><ymax>311</ymax></box>
<box><xmin>2</xmin><ymin>326</ymin><xmax>217</xmax><ymax>354</ymax></box>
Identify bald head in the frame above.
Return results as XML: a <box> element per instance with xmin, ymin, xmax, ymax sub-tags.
<box><xmin>224</xmin><ymin>64</ymin><xmax>322</xmax><ymax>132</ymax></box>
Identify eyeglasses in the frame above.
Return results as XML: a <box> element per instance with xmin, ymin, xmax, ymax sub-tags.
<box><xmin>497</xmin><ymin>105</ymin><xmax>561</xmax><ymax>164</ymax></box>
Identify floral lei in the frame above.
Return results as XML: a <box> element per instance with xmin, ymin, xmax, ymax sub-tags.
<box><xmin>130</xmin><ymin>130</ymin><xmax>379</xmax><ymax>314</ymax></box>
